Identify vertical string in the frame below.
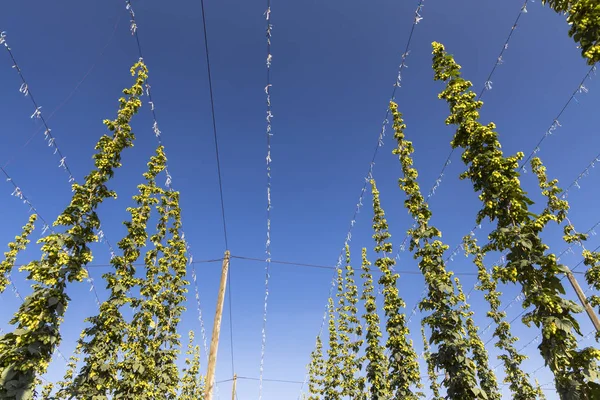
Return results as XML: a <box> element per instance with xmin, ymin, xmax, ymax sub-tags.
<box><xmin>259</xmin><ymin>3</ymin><xmax>273</xmax><ymax>399</ymax></box>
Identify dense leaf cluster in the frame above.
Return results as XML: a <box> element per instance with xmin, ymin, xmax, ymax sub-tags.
<box><xmin>389</xmin><ymin>102</ymin><xmax>484</xmax><ymax>399</ymax></box>
<box><xmin>432</xmin><ymin>42</ymin><xmax>600</xmax><ymax>398</ymax></box>
<box><xmin>542</xmin><ymin>0</ymin><xmax>600</xmax><ymax>64</ymax></box>
<box><xmin>370</xmin><ymin>179</ymin><xmax>423</xmax><ymax>399</ymax></box>
<box><xmin>0</xmin><ymin>61</ymin><xmax>148</xmax><ymax>400</ymax></box>
<box><xmin>0</xmin><ymin>214</ymin><xmax>36</xmax><ymax>293</ymax></box>
<box><xmin>463</xmin><ymin>235</ymin><xmax>542</xmax><ymax>400</ymax></box>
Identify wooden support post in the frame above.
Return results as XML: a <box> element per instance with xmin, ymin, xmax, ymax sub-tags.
<box><xmin>566</xmin><ymin>269</ymin><xmax>600</xmax><ymax>333</ymax></box>
<box><xmin>206</xmin><ymin>250</ymin><xmax>231</xmax><ymax>400</ymax></box>
<box><xmin>231</xmin><ymin>374</ymin><xmax>237</xmax><ymax>400</ymax></box>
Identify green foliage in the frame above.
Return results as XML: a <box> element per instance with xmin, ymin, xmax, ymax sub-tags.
<box><xmin>0</xmin><ymin>214</ymin><xmax>36</xmax><ymax>293</ymax></box>
<box><xmin>463</xmin><ymin>235</ymin><xmax>541</xmax><ymax>400</ymax></box>
<box><xmin>542</xmin><ymin>0</ymin><xmax>600</xmax><ymax>64</ymax></box>
<box><xmin>370</xmin><ymin>179</ymin><xmax>423</xmax><ymax>399</ymax></box>
<box><xmin>116</xmin><ymin>179</ymin><xmax>189</xmax><ymax>399</ymax></box>
<box><xmin>66</xmin><ymin>145</ymin><xmax>167</xmax><ymax>399</ymax></box>
<box><xmin>454</xmin><ymin>277</ymin><xmax>500</xmax><ymax>400</ymax></box>
<box><xmin>54</xmin><ymin>342</ymin><xmax>83</xmax><ymax>399</ymax></box>
<box><xmin>179</xmin><ymin>331</ymin><xmax>205</xmax><ymax>399</ymax></box>
<box><xmin>583</xmin><ymin>249</ymin><xmax>600</xmax><ymax>338</ymax></box>
<box><xmin>389</xmin><ymin>102</ymin><xmax>485</xmax><ymax>399</ymax></box>
<box><xmin>323</xmin><ymin>297</ymin><xmax>342</xmax><ymax>399</ymax></box>
<box><xmin>40</xmin><ymin>381</ymin><xmax>53</xmax><ymax>399</ymax></box>
<box><xmin>421</xmin><ymin>321</ymin><xmax>441</xmax><ymax>400</ymax></box>
<box><xmin>307</xmin><ymin>336</ymin><xmax>325</xmax><ymax>399</ymax></box>
<box><xmin>0</xmin><ymin>60</ymin><xmax>148</xmax><ymax>400</ymax></box>
<box><xmin>432</xmin><ymin>41</ymin><xmax>600</xmax><ymax>397</ymax></box>
<box><xmin>336</xmin><ymin>245</ymin><xmax>366</xmax><ymax>398</ymax></box>
<box><xmin>360</xmin><ymin>247</ymin><xmax>390</xmax><ymax>399</ymax></box>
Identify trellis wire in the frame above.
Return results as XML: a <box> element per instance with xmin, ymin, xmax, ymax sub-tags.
<box><xmin>298</xmin><ymin>0</ymin><xmax>426</xmax><ymax>396</ymax></box>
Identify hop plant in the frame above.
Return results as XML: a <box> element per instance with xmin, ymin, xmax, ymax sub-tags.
<box><xmin>454</xmin><ymin>277</ymin><xmax>500</xmax><ymax>400</ymax></box>
<box><xmin>336</xmin><ymin>245</ymin><xmax>365</xmax><ymax>398</ymax></box>
<box><xmin>116</xmin><ymin>180</ymin><xmax>189</xmax><ymax>399</ymax></box>
<box><xmin>370</xmin><ymin>179</ymin><xmax>423</xmax><ymax>399</ymax></box>
<box><xmin>306</xmin><ymin>335</ymin><xmax>325</xmax><ymax>399</ymax></box>
<box><xmin>432</xmin><ymin>42</ymin><xmax>600</xmax><ymax>397</ymax></box>
<box><xmin>360</xmin><ymin>247</ymin><xmax>390</xmax><ymax>399</ymax></box>
<box><xmin>0</xmin><ymin>60</ymin><xmax>148</xmax><ymax>400</ymax></box>
<box><xmin>179</xmin><ymin>331</ymin><xmax>205</xmax><ymax>399</ymax></box>
<box><xmin>542</xmin><ymin>0</ymin><xmax>600</xmax><ymax>64</ymax></box>
<box><xmin>388</xmin><ymin>102</ymin><xmax>486</xmax><ymax>399</ymax></box>
<box><xmin>463</xmin><ymin>235</ymin><xmax>541</xmax><ymax>400</ymax></box>
<box><xmin>323</xmin><ymin>297</ymin><xmax>342</xmax><ymax>400</ymax></box>
<box><xmin>67</xmin><ymin>145</ymin><xmax>168</xmax><ymax>399</ymax></box>
<box><xmin>0</xmin><ymin>214</ymin><xmax>36</xmax><ymax>294</ymax></box>
<box><xmin>420</xmin><ymin>321</ymin><xmax>441</xmax><ymax>400</ymax></box>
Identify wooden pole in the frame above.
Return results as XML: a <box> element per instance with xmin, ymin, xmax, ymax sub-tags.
<box><xmin>231</xmin><ymin>374</ymin><xmax>237</xmax><ymax>400</ymax></box>
<box><xmin>566</xmin><ymin>269</ymin><xmax>600</xmax><ymax>333</ymax></box>
<box><xmin>206</xmin><ymin>250</ymin><xmax>231</xmax><ymax>400</ymax></box>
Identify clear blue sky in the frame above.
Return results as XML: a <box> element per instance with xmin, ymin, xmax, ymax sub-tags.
<box><xmin>1</xmin><ymin>0</ymin><xmax>599</xmax><ymax>399</ymax></box>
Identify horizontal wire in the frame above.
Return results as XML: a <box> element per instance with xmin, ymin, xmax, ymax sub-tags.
<box><xmin>215</xmin><ymin>376</ymin><xmax>305</xmax><ymax>385</ymax></box>
<box><xmin>11</xmin><ymin>258</ymin><xmax>224</xmax><ymax>269</ymax></box>
<box><xmin>230</xmin><ymin>255</ymin><xmax>485</xmax><ymax>276</ymax></box>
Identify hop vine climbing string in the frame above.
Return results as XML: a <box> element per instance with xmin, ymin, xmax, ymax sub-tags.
<box><xmin>259</xmin><ymin>1</ymin><xmax>273</xmax><ymax>398</ymax></box>
<box><xmin>398</xmin><ymin>0</ymin><xmax>530</xmax><ymax>256</ymax></box>
<box><xmin>122</xmin><ymin>1</ymin><xmax>218</xmax><ymax>375</ymax></box>
<box><xmin>443</xmin><ymin>63</ymin><xmax>596</xmax><ymax>264</ymax></box>
<box><xmin>479</xmin><ymin>214</ymin><xmax>600</xmax><ymax>342</ymax></box>
<box><xmin>403</xmin><ymin>1</ymin><xmax>535</xmax><ymax>327</ymax></box>
<box><xmin>298</xmin><ymin>1</ymin><xmax>425</xmax><ymax>397</ymax></box>
<box><xmin>0</xmin><ymin>168</ymin><xmax>102</xmax><ymax>309</ymax></box>
<box><xmin>469</xmin><ymin>149</ymin><xmax>600</xmax><ymax>336</ymax></box>
<box><xmin>299</xmin><ymin>5</ymin><xmax>429</xmax><ymax>400</ymax></box>
<box><xmin>476</xmin><ymin>219</ymin><xmax>600</xmax><ymax>336</ymax></box>
<box><xmin>0</xmin><ymin>168</ymin><xmax>47</xmax><ymax>302</ymax></box>
<box><xmin>490</xmin><ymin>328</ymin><xmax>598</xmax><ymax>378</ymax></box>
<box><xmin>0</xmin><ymin>32</ymin><xmax>119</xmax><ymax>303</ymax></box>
<box><xmin>432</xmin><ymin>40</ymin><xmax>600</xmax><ymax>396</ymax></box>
<box><xmin>406</xmin><ymin>56</ymin><xmax>599</xmax><ymax>329</ymax></box>
<box><xmin>0</xmin><ymin>60</ymin><xmax>150</xmax><ymax>399</ymax></box>
<box><xmin>0</xmin><ymin>28</ymin><xmax>123</xmax><ymax>262</ymax></box>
